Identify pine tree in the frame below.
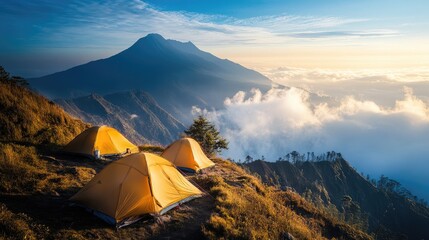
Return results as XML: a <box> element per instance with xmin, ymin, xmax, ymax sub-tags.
<box><xmin>184</xmin><ymin>115</ymin><xmax>228</xmax><ymax>156</ymax></box>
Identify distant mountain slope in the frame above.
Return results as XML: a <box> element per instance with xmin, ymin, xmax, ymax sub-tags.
<box><xmin>245</xmin><ymin>158</ymin><xmax>429</xmax><ymax>239</ymax></box>
<box><xmin>30</xmin><ymin>33</ymin><xmax>272</xmax><ymax>121</ymax></box>
<box><xmin>56</xmin><ymin>91</ymin><xmax>185</xmax><ymax>145</ymax></box>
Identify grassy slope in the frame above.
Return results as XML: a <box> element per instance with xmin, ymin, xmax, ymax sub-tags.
<box><xmin>0</xmin><ymin>82</ymin><xmax>88</xmax><ymax>146</ymax></box>
<box><xmin>0</xmin><ymin>82</ymin><xmax>371</xmax><ymax>239</ymax></box>
<box><xmin>201</xmin><ymin>158</ymin><xmax>372</xmax><ymax>240</ymax></box>
<box><xmin>0</xmin><ymin>82</ymin><xmax>90</xmax><ymax>194</ymax></box>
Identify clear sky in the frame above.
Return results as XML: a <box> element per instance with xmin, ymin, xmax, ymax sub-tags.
<box><xmin>1</xmin><ymin>0</ymin><xmax>429</xmax><ymax>77</ymax></box>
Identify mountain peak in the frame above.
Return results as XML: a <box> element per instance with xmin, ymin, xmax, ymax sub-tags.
<box><xmin>132</xmin><ymin>33</ymin><xmax>199</xmax><ymax>51</ymax></box>
<box><xmin>143</xmin><ymin>33</ymin><xmax>165</xmax><ymax>41</ymax></box>
<box><xmin>129</xmin><ymin>33</ymin><xmax>167</xmax><ymax>50</ymax></box>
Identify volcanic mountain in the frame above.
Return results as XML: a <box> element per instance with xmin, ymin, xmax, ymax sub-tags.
<box><xmin>30</xmin><ymin>33</ymin><xmax>272</xmax><ymax>122</ymax></box>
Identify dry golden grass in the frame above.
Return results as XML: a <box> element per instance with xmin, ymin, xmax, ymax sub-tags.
<box><xmin>0</xmin><ymin>203</ymin><xmax>50</xmax><ymax>240</ymax></box>
<box><xmin>0</xmin><ymin>82</ymin><xmax>88</xmax><ymax>146</ymax></box>
<box><xmin>198</xmin><ymin>158</ymin><xmax>372</xmax><ymax>240</ymax></box>
<box><xmin>0</xmin><ymin>81</ymin><xmax>92</xmax><ymax>194</ymax></box>
<box><xmin>0</xmin><ymin>143</ymin><xmax>47</xmax><ymax>193</ymax></box>
<box><xmin>0</xmin><ymin>143</ymin><xmax>96</xmax><ymax>195</ymax></box>
<box><xmin>199</xmin><ymin>159</ymin><xmax>321</xmax><ymax>240</ymax></box>
<box><xmin>138</xmin><ymin>144</ymin><xmax>165</xmax><ymax>154</ymax></box>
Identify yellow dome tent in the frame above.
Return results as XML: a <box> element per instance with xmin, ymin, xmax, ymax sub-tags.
<box><xmin>70</xmin><ymin>152</ymin><xmax>202</xmax><ymax>227</ymax></box>
<box><xmin>161</xmin><ymin>137</ymin><xmax>215</xmax><ymax>172</ymax></box>
<box><xmin>63</xmin><ymin>125</ymin><xmax>138</xmax><ymax>159</ymax></box>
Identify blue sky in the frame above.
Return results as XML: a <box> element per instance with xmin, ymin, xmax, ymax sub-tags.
<box><xmin>1</xmin><ymin>0</ymin><xmax>428</xmax><ymax>77</ymax></box>
<box><xmin>145</xmin><ymin>0</ymin><xmax>427</xmax><ymax>20</ymax></box>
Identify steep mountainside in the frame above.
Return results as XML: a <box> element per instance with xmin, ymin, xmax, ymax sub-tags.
<box><xmin>245</xmin><ymin>159</ymin><xmax>429</xmax><ymax>239</ymax></box>
<box><xmin>0</xmin><ymin>79</ymin><xmax>88</xmax><ymax>146</ymax></box>
<box><xmin>30</xmin><ymin>33</ymin><xmax>272</xmax><ymax>121</ymax></box>
<box><xmin>56</xmin><ymin>91</ymin><xmax>185</xmax><ymax>145</ymax></box>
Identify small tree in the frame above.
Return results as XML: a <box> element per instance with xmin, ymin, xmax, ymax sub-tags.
<box><xmin>184</xmin><ymin>115</ymin><xmax>228</xmax><ymax>156</ymax></box>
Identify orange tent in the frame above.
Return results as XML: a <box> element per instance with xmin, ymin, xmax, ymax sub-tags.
<box><xmin>70</xmin><ymin>152</ymin><xmax>202</xmax><ymax>227</ymax></box>
<box><xmin>161</xmin><ymin>137</ymin><xmax>215</xmax><ymax>172</ymax></box>
<box><xmin>63</xmin><ymin>125</ymin><xmax>138</xmax><ymax>159</ymax></box>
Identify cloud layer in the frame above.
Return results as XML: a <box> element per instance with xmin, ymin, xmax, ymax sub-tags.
<box><xmin>264</xmin><ymin>67</ymin><xmax>429</xmax><ymax>107</ymax></box>
<box><xmin>198</xmin><ymin>87</ymin><xmax>429</xmax><ymax>200</ymax></box>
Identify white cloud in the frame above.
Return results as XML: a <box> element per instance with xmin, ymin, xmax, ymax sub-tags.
<box><xmin>288</xmin><ymin>29</ymin><xmax>399</xmax><ymax>38</ymax></box>
<box><xmin>264</xmin><ymin>67</ymin><xmax>429</xmax><ymax>107</ymax></box>
<box><xmin>130</xmin><ymin>114</ymin><xmax>138</xmax><ymax>119</ymax></box>
<box><xmin>265</xmin><ymin>66</ymin><xmax>429</xmax><ymax>83</ymax></box>
<box><xmin>200</xmin><ymin>87</ymin><xmax>429</xmax><ymax>200</ymax></box>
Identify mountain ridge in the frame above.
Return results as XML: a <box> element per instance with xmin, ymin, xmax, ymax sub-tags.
<box><xmin>244</xmin><ymin>157</ymin><xmax>429</xmax><ymax>239</ymax></box>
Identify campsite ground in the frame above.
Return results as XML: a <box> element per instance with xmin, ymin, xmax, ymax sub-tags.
<box><xmin>0</xmin><ymin>151</ymin><xmax>216</xmax><ymax>239</ymax></box>
<box><xmin>1</xmin><ymin>194</ymin><xmax>215</xmax><ymax>240</ymax></box>
<box><xmin>0</xmin><ymin>151</ymin><xmax>214</xmax><ymax>239</ymax></box>
<box><xmin>0</xmin><ymin>147</ymin><xmax>373</xmax><ymax>240</ymax></box>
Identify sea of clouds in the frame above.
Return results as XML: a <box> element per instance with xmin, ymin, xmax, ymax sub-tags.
<box><xmin>193</xmin><ymin>68</ymin><xmax>429</xmax><ymax>200</ymax></box>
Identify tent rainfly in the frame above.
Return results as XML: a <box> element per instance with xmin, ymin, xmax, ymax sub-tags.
<box><xmin>63</xmin><ymin>125</ymin><xmax>138</xmax><ymax>159</ymax></box>
<box><xmin>161</xmin><ymin>137</ymin><xmax>215</xmax><ymax>172</ymax></box>
<box><xmin>70</xmin><ymin>152</ymin><xmax>203</xmax><ymax>227</ymax></box>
